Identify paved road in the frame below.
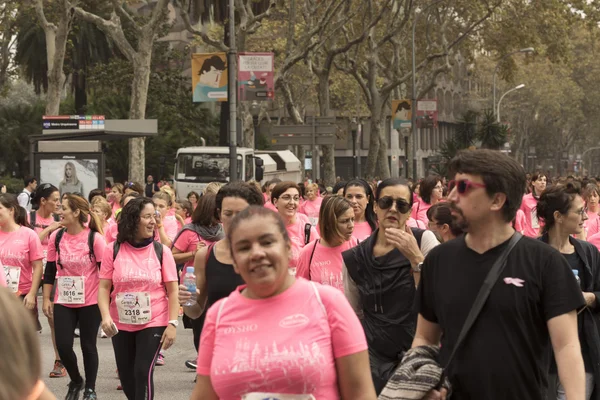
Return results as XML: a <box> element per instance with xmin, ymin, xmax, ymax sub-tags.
<box><xmin>39</xmin><ymin>301</ymin><xmax>198</xmax><ymax>400</ymax></box>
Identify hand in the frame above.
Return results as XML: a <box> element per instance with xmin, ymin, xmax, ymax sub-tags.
<box><xmin>161</xmin><ymin>324</ymin><xmax>177</xmax><ymax>350</ymax></box>
<box><xmin>196</xmin><ymin>242</ymin><xmax>206</xmax><ymax>251</ymax></box>
<box><xmin>42</xmin><ymin>298</ymin><xmax>54</xmax><ymax>318</ymax></box>
<box><xmin>423</xmin><ymin>388</ymin><xmax>448</xmax><ymax>400</ymax></box>
<box><xmin>23</xmin><ymin>293</ymin><xmax>36</xmax><ymax>310</ymax></box>
<box><xmin>583</xmin><ymin>292</ymin><xmax>596</xmax><ymax>308</ymax></box>
<box><xmin>155</xmin><ymin>211</ymin><xmax>163</xmax><ymax>226</ymax></box>
<box><xmin>101</xmin><ymin>317</ymin><xmax>118</xmax><ymax>337</ymax></box>
<box><xmin>178</xmin><ymin>284</ymin><xmax>193</xmax><ymax>306</ymax></box>
<box><xmin>384</xmin><ymin>225</ymin><xmax>423</xmax><ymax>265</ymax></box>
<box><xmin>48</xmin><ymin>221</ymin><xmax>63</xmax><ymax>232</ymax></box>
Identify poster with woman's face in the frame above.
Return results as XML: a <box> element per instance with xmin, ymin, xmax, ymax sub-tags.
<box><xmin>39</xmin><ymin>158</ymin><xmax>99</xmax><ymax>199</ymax></box>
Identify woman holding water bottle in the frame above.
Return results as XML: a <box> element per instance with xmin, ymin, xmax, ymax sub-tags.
<box><xmin>537</xmin><ymin>182</ymin><xmax>600</xmax><ymax>400</ymax></box>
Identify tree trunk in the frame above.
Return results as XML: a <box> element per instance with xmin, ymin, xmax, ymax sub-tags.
<box><xmin>374</xmin><ymin>107</ymin><xmax>390</xmax><ymax>178</ymax></box>
<box><xmin>366</xmin><ymin>119</ymin><xmax>380</xmax><ymax>179</ymax></box>
<box><xmin>44</xmin><ymin>8</ymin><xmax>71</xmax><ymax>116</ymax></box>
<box><xmin>128</xmin><ymin>34</ymin><xmax>153</xmax><ymax>183</ymax></box>
<box><xmin>316</xmin><ymin>73</ymin><xmax>336</xmax><ymax>186</ymax></box>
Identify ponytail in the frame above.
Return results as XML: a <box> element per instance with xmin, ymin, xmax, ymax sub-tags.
<box><xmin>13</xmin><ymin>206</ymin><xmax>28</xmax><ymax>227</ymax></box>
<box><xmin>88</xmin><ymin>211</ymin><xmax>104</xmax><ymax>236</ymax></box>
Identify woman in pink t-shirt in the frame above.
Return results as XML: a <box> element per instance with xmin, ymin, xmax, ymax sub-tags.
<box><xmin>175</xmin><ymin>199</ymin><xmax>193</xmax><ymax>226</ymax></box>
<box><xmin>187</xmin><ymin>191</ymin><xmax>200</xmax><ymax>211</ymax></box>
<box><xmin>519</xmin><ymin>172</ymin><xmax>547</xmax><ymax>237</ymax></box>
<box><xmin>91</xmin><ymin>196</ymin><xmax>114</xmax><ymax>234</ymax></box>
<box><xmin>298</xmin><ymin>183</ymin><xmax>323</xmax><ymax>226</ymax></box>
<box><xmin>99</xmin><ymin>197</ymin><xmax>179</xmax><ymax>400</ymax></box>
<box><xmin>271</xmin><ymin>182</ymin><xmax>319</xmax><ymax>275</ymax></box>
<box><xmin>105</xmin><ymin>192</ymin><xmax>140</xmax><ymax>244</ymax></box>
<box><xmin>0</xmin><ymin>193</ymin><xmax>44</xmax><ymax>313</ymax></box>
<box><xmin>191</xmin><ymin>206</ymin><xmax>376</xmax><ymax>400</ymax></box>
<box><xmin>30</xmin><ymin>183</ymin><xmax>66</xmax><ymax>378</ymax></box>
<box><xmin>153</xmin><ymin>191</ymin><xmax>179</xmax><ymax>248</ymax></box>
<box><xmin>297</xmin><ymin>196</ymin><xmax>359</xmax><ymax>293</ymax></box>
<box><xmin>343</xmin><ymin>179</ymin><xmax>377</xmax><ymax>241</ymax></box>
<box><xmin>108</xmin><ymin>183</ymin><xmax>124</xmax><ymax>216</ymax></box>
<box><xmin>410</xmin><ymin>175</ymin><xmax>443</xmax><ymax>226</ymax></box>
<box><xmin>42</xmin><ymin>194</ymin><xmax>106</xmax><ymax>400</ymax></box>
<box><xmin>583</xmin><ymin>184</ymin><xmax>600</xmax><ymax>238</ymax></box>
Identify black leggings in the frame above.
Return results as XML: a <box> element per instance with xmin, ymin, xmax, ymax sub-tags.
<box><xmin>54</xmin><ymin>304</ymin><xmax>101</xmax><ymax>389</ymax></box>
<box><xmin>111</xmin><ymin>327</ymin><xmax>165</xmax><ymax>400</ymax></box>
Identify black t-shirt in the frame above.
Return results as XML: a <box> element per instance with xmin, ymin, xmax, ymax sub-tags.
<box><xmin>145</xmin><ymin>183</ymin><xmax>158</xmax><ymax>197</ymax></box>
<box><xmin>417</xmin><ymin>235</ymin><xmax>585</xmax><ymax>400</ymax></box>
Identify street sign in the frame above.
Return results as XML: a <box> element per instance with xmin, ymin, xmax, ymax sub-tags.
<box><xmin>43</xmin><ymin>115</ymin><xmax>105</xmax><ymax>130</ymax></box>
<box><xmin>271</xmin><ymin>125</ymin><xmax>335</xmax><ymax>146</ymax></box>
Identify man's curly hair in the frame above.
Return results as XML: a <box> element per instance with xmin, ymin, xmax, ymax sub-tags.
<box><xmin>117</xmin><ymin>197</ymin><xmax>154</xmax><ymax>244</ymax></box>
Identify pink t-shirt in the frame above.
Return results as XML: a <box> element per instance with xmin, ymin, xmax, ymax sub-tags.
<box><xmin>265</xmin><ymin>201</ymin><xmax>277</xmax><ymax>212</ymax></box>
<box><xmin>519</xmin><ymin>193</ymin><xmax>540</xmax><ymax>238</ymax></box>
<box><xmin>407</xmin><ymin>217</ymin><xmax>426</xmax><ymax>229</ymax></box>
<box><xmin>296</xmin><ymin>239</ymin><xmax>359</xmax><ymax>292</ymax></box>
<box><xmin>0</xmin><ymin>226</ymin><xmax>44</xmax><ymax>294</ymax></box>
<box><xmin>411</xmin><ymin>201</ymin><xmax>432</xmax><ymax>226</ymax></box>
<box><xmin>28</xmin><ymin>213</ymin><xmax>56</xmax><ymax>247</ymax></box>
<box><xmin>299</xmin><ymin>198</ymin><xmax>323</xmax><ymax>226</ymax></box>
<box><xmin>105</xmin><ymin>223</ymin><xmax>118</xmax><ymax>244</ymax></box>
<box><xmin>353</xmin><ymin>221</ymin><xmax>373</xmax><ymax>241</ymax></box>
<box><xmin>514</xmin><ymin>209</ymin><xmax>527</xmax><ymax>234</ymax></box>
<box><xmin>0</xmin><ymin>260</ymin><xmax>6</xmax><ymax>288</ymax></box>
<box><xmin>588</xmin><ymin>232</ymin><xmax>600</xmax><ymax>251</ymax></box>
<box><xmin>287</xmin><ymin>217</ymin><xmax>319</xmax><ymax>272</ymax></box>
<box><xmin>173</xmin><ymin>230</ymin><xmax>215</xmax><ymax>268</ymax></box>
<box><xmin>99</xmin><ymin>241</ymin><xmax>178</xmax><ymax>332</ymax></box>
<box><xmin>196</xmin><ymin>278</ymin><xmax>368</xmax><ymax>399</ymax></box>
<box><xmin>47</xmin><ymin>229</ymin><xmax>106</xmax><ymax>307</ymax></box>
<box><xmin>585</xmin><ymin>211</ymin><xmax>600</xmax><ymax>238</ymax></box>
<box><xmin>163</xmin><ymin>218</ymin><xmax>179</xmax><ymax>242</ymax></box>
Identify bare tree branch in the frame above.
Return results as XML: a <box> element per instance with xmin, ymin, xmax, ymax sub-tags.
<box><xmin>110</xmin><ymin>0</ymin><xmax>141</xmax><ymax>34</ymax></box>
<box><xmin>148</xmin><ymin>0</ymin><xmax>170</xmax><ymax>32</ymax></box>
<box><xmin>174</xmin><ymin>0</ymin><xmax>228</xmax><ymax>51</ymax></box>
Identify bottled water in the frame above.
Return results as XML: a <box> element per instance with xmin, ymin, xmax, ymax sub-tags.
<box><xmin>183</xmin><ymin>266</ymin><xmax>197</xmax><ymax>306</ymax></box>
<box><xmin>573</xmin><ymin>269</ymin><xmax>581</xmax><ymax>287</ymax></box>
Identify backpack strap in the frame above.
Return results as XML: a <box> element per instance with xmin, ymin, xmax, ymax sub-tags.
<box><xmin>206</xmin><ymin>242</ymin><xmax>215</xmax><ymax>264</ymax></box>
<box><xmin>55</xmin><ymin>228</ymin><xmax>66</xmax><ymax>269</ymax></box>
<box><xmin>30</xmin><ymin>211</ymin><xmax>36</xmax><ymax>227</ymax></box>
<box><xmin>307</xmin><ymin>240</ymin><xmax>319</xmax><ymax>278</ymax></box>
<box><xmin>113</xmin><ymin>241</ymin><xmax>163</xmax><ymax>266</ymax></box>
<box><xmin>304</xmin><ymin>223</ymin><xmax>312</xmax><ymax>245</ymax></box>
<box><xmin>87</xmin><ymin>230</ymin><xmax>97</xmax><ymax>266</ymax></box>
<box><xmin>113</xmin><ymin>241</ymin><xmax>121</xmax><ymax>262</ymax></box>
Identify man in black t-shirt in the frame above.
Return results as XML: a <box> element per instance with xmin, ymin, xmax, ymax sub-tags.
<box><xmin>145</xmin><ymin>175</ymin><xmax>159</xmax><ymax>197</ymax></box>
<box><xmin>414</xmin><ymin>149</ymin><xmax>586</xmax><ymax>400</ymax></box>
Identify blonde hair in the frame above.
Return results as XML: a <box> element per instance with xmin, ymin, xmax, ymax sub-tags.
<box><xmin>0</xmin><ymin>287</ymin><xmax>41</xmax><ymax>399</ymax></box>
<box><xmin>153</xmin><ymin>191</ymin><xmax>172</xmax><ymax>207</ymax></box>
<box><xmin>306</xmin><ymin>183</ymin><xmax>319</xmax><ymax>192</ymax></box>
<box><xmin>160</xmin><ymin>186</ymin><xmax>176</xmax><ymax>205</ymax></box>
<box><xmin>64</xmin><ymin>194</ymin><xmax>104</xmax><ymax>236</ymax></box>
<box><xmin>204</xmin><ymin>182</ymin><xmax>223</xmax><ymax>195</ymax></box>
<box><xmin>91</xmin><ymin>197</ymin><xmax>113</xmax><ymax>221</ymax></box>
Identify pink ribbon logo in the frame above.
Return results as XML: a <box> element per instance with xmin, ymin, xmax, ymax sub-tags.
<box><xmin>504</xmin><ymin>277</ymin><xmax>525</xmax><ymax>287</ymax></box>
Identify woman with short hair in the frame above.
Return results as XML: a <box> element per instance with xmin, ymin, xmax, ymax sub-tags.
<box><xmin>187</xmin><ymin>191</ymin><xmax>200</xmax><ymax>210</ymax></box>
<box><xmin>299</xmin><ymin>182</ymin><xmax>323</xmax><ymax>226</ymax></box>
<box><xmin>426</xmin><ymin>202</ymin><xmax>462</xmax><ymax>243</ymax></box>
<box><xmin>190</xmin><ymin>206</ymin><xmax>376</xmax><ymax>400</ymax></box>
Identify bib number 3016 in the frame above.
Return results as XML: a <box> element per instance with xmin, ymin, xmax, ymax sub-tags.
<box><xmin>57</xmin><ymin>276</ymin><xmax>85</xmax><ymax>304</ymax></box>
<box><xmin>116</xmin><ymin>292</ymin><xmax>151</xmax><ymax>325</ymax></box>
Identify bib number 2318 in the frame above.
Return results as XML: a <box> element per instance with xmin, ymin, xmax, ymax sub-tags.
<box><xmin>116</xmin><ymin>292</ymin><xmax>151</xmax><ymax>325</ymax></box>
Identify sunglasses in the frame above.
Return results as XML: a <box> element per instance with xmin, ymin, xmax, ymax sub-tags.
<box><xmin>376</xmin><ymin>196</ymin><xmax>411</xmax><ymax>213</ymax></box>
<box><xmin>448</xmin><ymin>179</ymin><xmax>486</xmax><ymax>194</ymax></box>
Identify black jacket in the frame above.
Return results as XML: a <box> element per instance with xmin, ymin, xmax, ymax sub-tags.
<box><xmin>540</xmin><ymin>234</ymin><xmax>600</xmax><ymax>399</ymax></box>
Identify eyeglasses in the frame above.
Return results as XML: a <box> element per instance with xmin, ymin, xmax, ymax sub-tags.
<box><xmin>279</xmin><ymin>195</ymin><xmax>300</xmax><ymax>202</ymax></box>
<box><xmin>573</xmin><ymin>208</ymin><xmax>586</xmax><ymax>217</ymax></box>
<box><xmin>449</xmin><ymin>179</ymin><xmax>486</xmax><ymax>195</ymax></box>
<box><xmin>433</xmin><ymin>185</ymin><xmax>444</xmax><ymax>191</ymax></box>
<box><xmin>376</xmin><ymin>196</ymin><xmax>411</xmax><ymax>213</ymax></box>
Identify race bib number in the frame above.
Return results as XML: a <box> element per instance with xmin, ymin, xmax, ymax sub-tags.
<box><xmin>3</xmin><ymin>266</ymin><xmax>20</xmax><ymax>293</ymax></box>
<box><xmin>242</xmin><ymin>394</ymin><xmax>315</xmax><ymax>400</ymax></box>
<box><xmin>531</xmin><ymin>209</ymin><xmax>539</xmax><ymax>229</ymax></box>
<box><xmin>57</xmin><ymin>276</ymin><xmax>85</xmax><ymax>304</ymax></box>
<box><xmin>116</xmin><ymin>292</ymin><xmax>151</xmax><ymax>325</ymax></box>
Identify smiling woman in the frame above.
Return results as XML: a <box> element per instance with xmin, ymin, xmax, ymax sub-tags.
<box><xmin>190</xmin><ymin>206</ymin><xmax>376</xmax><ymax>400</ymax></box>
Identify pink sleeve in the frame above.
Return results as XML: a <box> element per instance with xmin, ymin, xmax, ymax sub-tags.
<box><xmin>99</xmin><ymin>242</ymin><xmax>115</xmax><ymax>280</ymax></box>
<box><xmin>589</xmin><ymin>234</ymin><xmax>600</xmax><ymax>251</ymax></box>
<box><xmin>173</xmin><ymin>230</ymin><xmax>193</xmax><ymax>252</ymax></box>
<box><xmin>164</xmin><ymin>220</ymin><xmax>179</xmax><ymax>241</ymax></box>
<box><xmin>319</xmin><ymin>285</ymin><xmax>368</xmax><ymax>358</ymax></box>
<box><xmin>46</xmin><ymin>230</ymin><xmax>58</xmax><ymax>262</ymax></box>
<box><xmin>28</xmin><ymin>229</ymin><xmax>44</xmax><ymax>262</ymax></box>
<box><xmin>588</xmin><ymin>217</ymin><xmax>600</xmax><ymax>238</ymax></box>
<box><xmin>296</xmin><ymin>242</ymin><xmax>315</xmax><ymax>280</ymax></box>
<box><xmin>196</xmin><ymin>300</ymin><xmax>219</xmax><ymax>376</ymax></box>
<box><xmin>93</xmin><ymin>232</ymin><xmax>107</xmax><ymax>262</ymax></box>
<box><xmin>160</xmin><ymin>245</ymin><xmax>179</xmax><ymax>283</ymax></box>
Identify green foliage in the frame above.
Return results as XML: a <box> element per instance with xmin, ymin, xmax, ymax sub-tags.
<box><xmin>477</xmin><ymin>110</ymin><xmax>508</xmax><ymax>150</ymax></box>
<box><xmin>0</xmin><ymin>175</ymin><xmax>27</xmax><ymax>194</ymax></box>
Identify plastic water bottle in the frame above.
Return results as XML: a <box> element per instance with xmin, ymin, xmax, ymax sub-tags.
<box><xmin>573</xmin><ymin>269</ymin><xmax>581</xmax><ymax>287</ymax></box>
<box><xmin>183</xmin><ymin>267</ymin><xmax>197</xmax><ymax>306</ymax></box>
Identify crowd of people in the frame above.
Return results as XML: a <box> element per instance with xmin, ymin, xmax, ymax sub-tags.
<box><xmin>0</xmin><ymin>150</ymin><xmax>599</xmax><ymax>400</ymax></box>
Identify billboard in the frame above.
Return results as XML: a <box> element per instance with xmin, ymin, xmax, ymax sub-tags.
<box><xmin>238</xmin><ymin>53</ymin><xmax>274</xmax><ymax>102</ymax></box>
<box><xmin>416</xmin><ymin>99</ymin><xmax>438</xmax><ymax>129</ymax></box>
<box><xmin>392</xmin><ymin>100</ymin><xmax>412</xmax><ymax>129</ymax></box>
<box><xmin>37</xmin><ymin>155</ymin><xmax>101</xmax><ymax>200</ymax></box>
<box><xmin>192</xmin><ymin>53</ymin><xmax>228</xmax><ymax>102</ymax></box>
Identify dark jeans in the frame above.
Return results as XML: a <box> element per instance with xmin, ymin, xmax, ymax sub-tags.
<box><xmin>111</xmin><ymin>327</ymin><xmax>165</xmax><ymax>400</ymax></box>
<box><xmin>54</xmin><ymin>304</ymin><xmax>101</xmax><ymax>389</ymax></box>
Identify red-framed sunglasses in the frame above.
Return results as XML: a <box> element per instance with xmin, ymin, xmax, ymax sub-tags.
<box><xmin>448</xmin><ymin>179</ymin><xmax>486</xmax><ymax>194</ymax></box>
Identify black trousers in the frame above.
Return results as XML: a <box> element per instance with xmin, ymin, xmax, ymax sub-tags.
<box><xmin>54</xmin><ymin>304</ymin><xmax>101</xmax><ymax>389</ymax></box>
<box><xmin>111</xmin><ymin>327</ymin><xmax>165</xmax><ymax>400</ymax></box>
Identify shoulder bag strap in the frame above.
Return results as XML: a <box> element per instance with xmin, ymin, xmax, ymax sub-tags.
<box><xmin>438</xmin><ymin>232</ymin><xmax>522</xmax><ymax>387</ymax></box>
<box><xmin>307</xmin><ymin>240</ymin><xmax>319</xmax><ymax>276</ymax></box>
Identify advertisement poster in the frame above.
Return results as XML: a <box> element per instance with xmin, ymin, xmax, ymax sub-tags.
<box><xmin>40</xmin><ymin>158</ymin><xmax>99</xmax><ymax>199</ymax></box>
<box><xmin>192</xmin><ymin>53</ymin><xmax>228</xmax><ymax>102</ymax></box>
<box><xmin>416</xmin><ymin>99</ymin><xmax>438</xmax><ymax>129</ymax></box>
<box><xmin>392</xmin><ymin>100</ymin><xmax>412</xmax><ymax>129</ymax></box>
<box><xmin>238</xmin><ymin>53</ymin><xmax>275</xmax><ymax>102</ymax></box>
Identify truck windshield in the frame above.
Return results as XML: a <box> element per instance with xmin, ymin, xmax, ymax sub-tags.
<box><xmin>176</xmin><ymin>153</ymin><xmax>242</xmax><ymax>183</ymax></box>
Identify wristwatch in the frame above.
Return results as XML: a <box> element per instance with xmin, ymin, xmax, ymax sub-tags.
<box><xmin>412</xmin><ymin>262</ymin><xmax>423</xmax><ymax>273</ymax></box>
<box><xmin>168</xmin><ymin>319</ymin><xmax>179</xmax><ymax>328</ymax></box>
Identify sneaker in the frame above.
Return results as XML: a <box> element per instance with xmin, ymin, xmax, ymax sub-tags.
<box><xmin>185</xmin><ymin>359</ymin><xmax>197</xmax><ymax>370</ymax></box>
<box><xmin>65</xmin><ymin>381</ymin><xmax>84</xmax><ymax>400</ymax></box>
<box><xmin>155</xmin><ymin>353</ymin><xmax>165</xmax><ymax>366</ymax></box>
<box><xmin>49</xmin><ymin>360</ymin><xmax>66</xmax><ymax>378</ymax></box>
<box><xmin>83</xmin><ymin>388</ymin><xmax>97</xmax><ymax>400</ymax></box>
<box><xmin>74</xmin><ymin>328</ymin><xmax>80</xmax><ymax>337</ymax></box>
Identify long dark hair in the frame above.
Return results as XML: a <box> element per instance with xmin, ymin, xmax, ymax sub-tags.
<box><xmin>117</xmin><ymin>197</ymin><xmax>154</xmax><ymax>244</ymax></box>
<box><xmin>343</xmin><ymin>179</ymin><xmax>377</xmax><ymax>231</ymax></box>
<box><xmin>0</xmin><ymin>194</ymin><xmax>27</xmax><ymax>227</ymax></box>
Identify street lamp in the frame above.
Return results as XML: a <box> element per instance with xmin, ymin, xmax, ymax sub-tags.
<box><xmin>497</xmin><ymin>84</ymin><xmax>525</xmax><ymax>123</ymax></box>
<box><xmin>492</xmin><ymin>47</ymin><xmax>534</xmax><ymax>117</ymax></box>
<box><xmin>412</xmin><ymin>0</ymin><xmax>446</xmax><ymax>181</ymax></box>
